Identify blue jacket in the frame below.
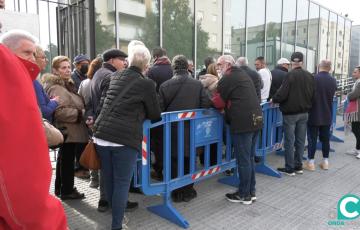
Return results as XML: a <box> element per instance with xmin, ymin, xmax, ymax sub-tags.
<box><xmin>33</xmin><ymin>79</ymin><xmax>58</xmax><ymax>122</ymax></box>
<box><xmin>308</xmin><ymin>71</ymin><xmax>337</xmax><ymax>126</ymax></box>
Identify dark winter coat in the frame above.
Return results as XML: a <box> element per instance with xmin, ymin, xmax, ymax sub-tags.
<box><xmin>71</xmin><ymin>70</ymin><xmax>86</xmax><ymax>91</ymax></box>
<box><xmin>216</xmin><ymin>66</ymin><xmax>263</xmax><ymax>134</ymax></box>
<box><xmin>93</xmin><ymin>66</ymin><xmax>161</xmax><ymax>152</ymax></box>
<box><xmin>159</xmin><ymin>69</ymin><xmax>211</xmax><ymax>157</ymax></box>
<box><xmin>273</xmin><ymin>67</ymin><xmax>315</xmax><ymax>115</ymax></box>
<box><xmin>239</xmin><ymin>66</ymin><xmax>262</xmax><ymax>103</ymax></box>
<box><xmin>90</xmin><ymin>63</ymin><xmax>117</xmax><ymax>118</ymax></box>
<box><xmin>147</xmin><ymin>56</ymin><xmax>173</xmax><ymax>92</ymax></box>
<box><xmin>269</xmin><ymin>65</ymin><xmax>288</xmax><ymax>100</ymax></box>
<box><xmin>308</xmin><ymin>71</ymin><xmax>337</xmax><ymax>126</ymax></box>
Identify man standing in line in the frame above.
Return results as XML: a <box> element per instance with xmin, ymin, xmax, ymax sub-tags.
<box><xmin>268</xmin><ymin>58</ymin><xmax>290</xmax><ymax>100</ymax></box>
<box><xmin>255</xmin><ymin>56</ymin><xmax>272</xmax><ymax>102</ymax></box>
<box><xmin>304</xmin><ymin>60</ymin><xmax>337</xmax><ymax>171</ymax></box>
<box><xmin>0</xmin><ymin>29</ymin><xmax>67</xmax><ymax>229</ymax></box>
<box><xmin>272</xmin><ymin>52</ymin><xmax>315</xmax><ymax>176</ymax></box>
<box><xmin>214</xmin><ymin>55</ymin><xmax>263</xmax><ymax>204</ymax></box>
<box><xmin>71</xmin><ymin>54</ymin><xmax>90</xmax><ymax>91</ymax></box>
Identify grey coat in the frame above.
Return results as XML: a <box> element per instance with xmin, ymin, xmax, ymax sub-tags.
<box><xmin>347</xmin><ymin>79</ymin><xmax>360</xmax><ymax>121</ymax></box>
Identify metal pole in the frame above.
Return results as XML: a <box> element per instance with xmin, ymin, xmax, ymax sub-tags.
<box><xmin>89</xmin><ymin>0</ymin><xmax>96</xmax><ymax>58</ymax></box>
<box><xmin>159</xmin><ymin>0</ymin><xmax>163</xmax><ymax>47</ymax></box>
<box><xmin>115</xmin><ymin>0</ymin><xmax>119</xmax><ymax>49</ymax></box>
<box><xmin>279</xmin><ymin>0</ymin><xmax>283</xmax><ymax>57</ymax></box>
<box><xmin>264</xmin><ymin>0</ymin><xmax>267</xmax><ymax>59</ymax></box>
<box><xmin>47</xmin><ymin>0</ymin><xmax>52</xmax><ymax>61</ymax></box>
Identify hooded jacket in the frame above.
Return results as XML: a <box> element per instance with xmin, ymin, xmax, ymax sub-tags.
<box><xmin>42</xmin><ymin>74</ymin><xmax>88</xmax><ymax>143</ymax></box>
<box><xmin>0</xmin><ymin>44</ymin><xmax>67</xmax><ymax>229</ymax></box>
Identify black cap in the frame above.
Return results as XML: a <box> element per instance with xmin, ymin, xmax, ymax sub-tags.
<box><xmin>102</xmin><ymin>48</ymin><xmax>128</xmax><ymax>62</ymax></box>
<box><xmin>290</xmin><ymin>52</ymin><xmax>303</xmax><ymax>62</ymax></box>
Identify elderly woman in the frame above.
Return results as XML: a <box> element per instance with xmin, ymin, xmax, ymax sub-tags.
<box><xmin>346</xmin><ymin>66</ymin><xmax>360</xmax><ymax>159</ymax></box>
<box><xmin>199</xmin><ymin>62</ymin><xmax>219</xmax><ymax>97</ymax></box>
<box><xmin>42</xmin><ymin>56</ymin><xmax>88</xmax><ymax>200</ymax></box>
<box><xmin>93</xmin><ymin>45</ymin><xmax>161</xmax><ymax>230</ymax></box>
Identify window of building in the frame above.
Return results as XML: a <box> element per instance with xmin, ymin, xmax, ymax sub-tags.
<box><xmin>304</xmin><ymin>28</ymin><xmax>307</xmax><ymax>33</ymax></box>
<box><xmin>212</xmin><ymin>14</ymin><xmax>217</xmax><ymax>22</ymax></box>
<box><xmin>197</xmin><ymin>11</ymin><xmax>204</xmax><ymax>21</ymax></box>
<box><xmin>337</xmin><ymin>63</ymin><xmax>341</xmax><ymax>69</ymax></box>
<box><xmin>339</xmin><ymin>41</ymin><xmax>342</xmax><ymax>47</ymax></box>
<box><xmin>212</xmin><ymin>0</ymin><xmax>217</xmax><ymax>4</ymax></box>
<box><xmin>211</xmin><ymin>33</ymin><xmax>217</xmax><ymax>43</ymax></box>
<box><xmin>338</xmin><ymin>51</ymin><xmax>342</xmax><ymax>58</ymax></box>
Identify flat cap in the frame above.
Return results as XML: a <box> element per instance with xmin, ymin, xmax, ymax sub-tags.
<box><xmin>103</xmin><ymin>48</ymin><xmax>127</xmax><ymax>62</ymax></box>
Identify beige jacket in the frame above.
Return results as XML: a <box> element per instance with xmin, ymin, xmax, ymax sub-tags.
<box><xmin>42</xmin><ymin>75</ymin><xmax>88</xmax><ymax>143</ymax></box>
<box><xmin>199</xmin><ymin>74</ymin><xmax>219</xmax><ymax>97</ymax></box>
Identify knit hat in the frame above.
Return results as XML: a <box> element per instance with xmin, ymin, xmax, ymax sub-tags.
<box><xmin>73</xmin><ymin>54</ymin><xmax>90</xmax><ymax>64</ymax></box>
<box><xmin>102</xmin><ymin>49</ymin><xmax>127</xmax><ymax>62</ymax></box>
<box><xmin>171</xmin><ymin>55</ymin><xmax>188</xmax><ymax>71</ymax></box>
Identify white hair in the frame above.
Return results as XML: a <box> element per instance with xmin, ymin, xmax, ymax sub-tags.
<box><xmin>127</xmin><ymin>40</ymin><xmax>145</xmax><ymax>64</ymax></box>
<box><xmin>319</xmin><ymin>59</ymin><xmax>332</xmax><ymax>69</ymax></box>
<box><xmin>128</xmin><ymin>45</ymin><xmax>151</xmax><ymax>71</ymax></box>
<box><xmin>218</xmin><ymin>55</ymin><xmax>235</xmax><ymax>65</ymax></box>
<box><xmin>0</xmin><ymin>29</ymin><xmax>38</xmax><ymax>51</ymax></box>
<box><xmin>236</xmin><ymin>57</ymin><xmax>248</xmax><ymax>66</ymax></box>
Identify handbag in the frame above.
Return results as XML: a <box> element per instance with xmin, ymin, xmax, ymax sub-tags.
<box><xmin>79</xmin><ymin>140</ymin><xmax>100</xmax><ymax>170</ymax></box>
<box><xmin>42</xmin><ymin>118</ymin><xmax>64</xmax><ymax>147</ymax></box>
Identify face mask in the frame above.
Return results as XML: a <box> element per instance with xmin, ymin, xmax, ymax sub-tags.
<box><xmin>80</xmin><ymin>64</ymin><xmax>89</xmax><ymax>75</ymax></box>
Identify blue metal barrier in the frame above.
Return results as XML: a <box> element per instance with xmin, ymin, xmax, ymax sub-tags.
<box><xmin>336</xmin><ymin>99</ymin><xmax>348</xmax><ymax>132</ymax></box>
<box><xmin>136</xmin><ymin>109</ymin><xmax>236</xmax><ymax>228</ymax></box>
<box><xmin>330</xmin><ymin>97</ymin><xmax>344</xmax><ymax>143</ymax></box>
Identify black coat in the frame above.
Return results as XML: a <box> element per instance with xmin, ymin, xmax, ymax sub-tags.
<box><xmin>217</xmin><ymin>66</ymin><xmax>263</xmax><ymax>134</ymax></box>
<box><xmin>269</xmin><ymin>65</ymin><xmax>288</xmax><ymax>100</ymax></box>
<box><xmin>147</xmin><ymin>58</ymin><xmax>173</xmax><ymax>92</ymax></box>
<box><xmin>273</xmin><ymin>67</ymin><xmax>315</xmax><ymax>115</ymax></box>
<box><xmin>158</xmin><ymin>69</ymin><xmax>211</xmax><ymax>157</ymax></box>
<box><xmin>239</xmin><ymin>66</ymin><xmax>262</xmax><ymax>103</ymax></box>
<box><xmin>90</xmin><ymin>63</ymin><xmax>117</xmax><ymax>118</ymax></box>
<box><xmin>93</xmin><ymin>66</ymin><xmax>161</xmax><ymax>152</ymax></box>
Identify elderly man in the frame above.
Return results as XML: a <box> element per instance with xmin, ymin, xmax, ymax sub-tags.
<box><xmin>273</xmin><ymin>52</ymin><xmax>315</xmax><ymax>176</ymax></box>
<box><xmin>255</xmin><ymin>56</ymin><xmax>272</xmax><ymax>102</ymax></box>
<box><xmin>236</xmin><ymin>57</ymin><xmax>262</xmax><ymax>103</ymax></box>
<box><xmin>71</xmin><ymin>54</ymin><xmax>90</xmax><ymax>91</ymax></box>
<box><xmin>214</xmin><ymin>55</ymin><xmax>262</xmax><ymax>204</ymax></box>
<box><xmin>0</xmin><ymin>29</ymin><xmax>67</xmax><ymax>229</ymax></box>
<box><xmin>304</xmin><ymin>60</ymin><xmax>337</xmax><ymax>171</ymax></box>
<box><xmin>269</xmin><ymin>58</ymin><xmax>290</xmax><ymax>100</ymax></box>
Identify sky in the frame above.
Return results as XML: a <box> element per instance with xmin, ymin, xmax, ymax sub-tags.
<box><xmin>314</xmin><ymin>0</ymin><xmax>360</xmax><ymax>25</ymax></box>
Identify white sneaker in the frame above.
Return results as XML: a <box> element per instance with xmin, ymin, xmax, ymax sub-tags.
<box><xmin>346</xmin><ymin>149</ymin><xmax>359</xmax><ymax>156</ymax></box>
<box><xmin>356</xmin><ymin>153</ymin><xmax>360</xmax><ymax>159</ymax></box>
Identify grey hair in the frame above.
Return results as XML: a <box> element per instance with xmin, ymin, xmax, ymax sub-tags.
<box><xmin>319</xmin><ymin>59</ymin><xmax>332</xmax><ymax>69</ymax></box>
<box><xmin>128</xmin><ymin>44</ymin><xmax>151</xmax><ymax>71</ymax></box>
<box><xmin>128</xmin><ymin>40</ymin><xmax>145</xmax><ymax>64</ymax></box>
<box><xmin>0</xmin><ymin>29</ymin><xmax>38</xmax><ymax>51</ymax></box>
<box><xmin>236</xmin><ymin>57</ymin><xmax>248</xmax><ymax>66</ymax></box>
<box><xmin>218</xmin><ymin>55</ymin><xmax>235</xmax><ymax>65</ymax></box>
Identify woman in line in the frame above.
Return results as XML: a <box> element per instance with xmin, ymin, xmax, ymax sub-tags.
<box><xmin>42</xmin><ymin>56</ymin><xmax>88</xmax><ymax>200</ymax></box>
<box><xmin>93</xmin><ymin>45</ymin><xmax>161</xmax><ymax>230</ymax></box>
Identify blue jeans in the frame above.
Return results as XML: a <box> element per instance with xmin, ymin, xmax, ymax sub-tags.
<box><xmin>283</xmin><ymin>113</ymin><xmax>308</xmax><ymax>170</ymax></box>
<box><xmin>232</xmin><ymin>131</ymin><xmax>259</xmax><ymax>197</ymax></box>
<box><xmin>95</xmin><ymin>144</ymin><xmax>138</xmax><ymax>229</ymax></box>
<box><xmin>307</xmin><ymin>125</ymin><xmax>331</xmax><ymax>159</ymax></box>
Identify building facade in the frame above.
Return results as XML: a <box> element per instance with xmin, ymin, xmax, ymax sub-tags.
<box><xmin>350</xmin><ymin>25</ymin><xmax>360</xmax><ymax>74</ymax></box>
<box><xmin>1</xmin><ymin>0</ymin><xmax>352</xmax><ymax>92</ymax></box>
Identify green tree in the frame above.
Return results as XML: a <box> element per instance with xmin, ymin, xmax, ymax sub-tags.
<box><xmin>95</xmin><ymin>12</ymin><xmax>115</xmax><ymax>55</ymax></box>
<box><xmin>43</xmin><ymin>43</ymin><xmax>58</xmax><ymax>73</ymax></box>
<box><xmin>139</xmin><ymin>0</ymin><xmax>213</xmax><ymax>69</ymax></box>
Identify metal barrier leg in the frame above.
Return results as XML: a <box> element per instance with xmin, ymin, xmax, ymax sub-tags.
<box><xmin>147</xmin><ymin>192</ymin><xmax>189</xmax><ymax>229</ymax></box>
<box><xmin>330</xmin><ymin>134</ymin><xmax>344</xmax><ymax>143</ymax></box>
<box><xmin>255</xmin><ymin>162</ymin><xmax>281</xmax><ymax>178</ymax></box>
<box><xmin>218</xmin><ymin>174</ymin><xmax>239</xmax><ymax>187</ymax></box>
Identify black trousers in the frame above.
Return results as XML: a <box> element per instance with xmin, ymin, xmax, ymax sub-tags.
<box><xmin>352</xmin><ymin>122</ymin><xmax>360</xmax><ymax>149</ymax></box>
<box><xmin>55</xmin><ymin>142</ymin><xmax>85</xmax><ymax>195</ymax></box>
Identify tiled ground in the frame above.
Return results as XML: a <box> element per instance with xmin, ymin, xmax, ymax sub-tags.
<box><xmin>50</xmin><ymin>119</ymin><xmax>360</xmax><ymax>230</ymax></box>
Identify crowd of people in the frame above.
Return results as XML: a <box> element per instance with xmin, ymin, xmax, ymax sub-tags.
<box><xmin>1</xmin><ymin>27</ymin><xmax>360</xmax><ymax>230</ymax></box>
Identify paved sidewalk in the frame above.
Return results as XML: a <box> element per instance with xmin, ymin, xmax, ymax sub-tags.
<box><xmin>50</xmin><ymin>126</ymin><xmax>360</xmax><ymax>230</ymax></box>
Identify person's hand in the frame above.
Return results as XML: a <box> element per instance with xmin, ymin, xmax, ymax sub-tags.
<box><xmin>50</xmin><ymin>95</ymin><xmax>60</xmax><ymax>103</ymax></box>
<box><xmin>86</xmin><ymin>116</ymin><xmax>94</xmax><ymax>127</ymax></box>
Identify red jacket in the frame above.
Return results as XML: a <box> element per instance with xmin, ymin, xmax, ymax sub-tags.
<box><xmin>0</xmin><ymin>45</ymin><xmax>67</xmax><ymax>229</ymax></box>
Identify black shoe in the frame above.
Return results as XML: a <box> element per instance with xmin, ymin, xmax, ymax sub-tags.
<box><xmin>225</xmin><ymin>192</ymin><xmax>252</xmax><ymax>205</ymax></box>
<box><xmin>254</xmin><ymin>156</ymin><xmax>262</xmax><ymax>163</ymax></box>
<box><xmin>277</xmin><ymin>168</ymin><xmax>295</xmax><ymax>176</ymax></box>
<box><xmin>60</xmin><ymin>189</ymin><xmax>85</xmax><ymax>200</ymax></box>
<box><xmin>250</xmin><ymin>191</ymin><xmax>256</xmax><ymax>201</ymax></box>
<box><xmin>294</xmin><ymin>166</ymin><xmax>303</xmax><ymax>174</ymax></box>
<box><xmin>171</xmin><ymin>191</ymin><xmax>183</xmax><ymax>203</ymax></box>
<box><xmin>97</xmin><ymin>199</ymin><xmax>109</xmax><ymax>212</ymax></box>
<box><xmin>129</xmin><ymin>186</ymin><xmax>143</xmax><ymax>194</ymax></box>
<box><xmin>125</xmin><ymin>200</ymin><xmax>138</xmax><ymax>212</ymax></box>
<box><xmin>182</xmin><ymin>188</ymin><xmax>197</xmax><ymax>202</ymax></box>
